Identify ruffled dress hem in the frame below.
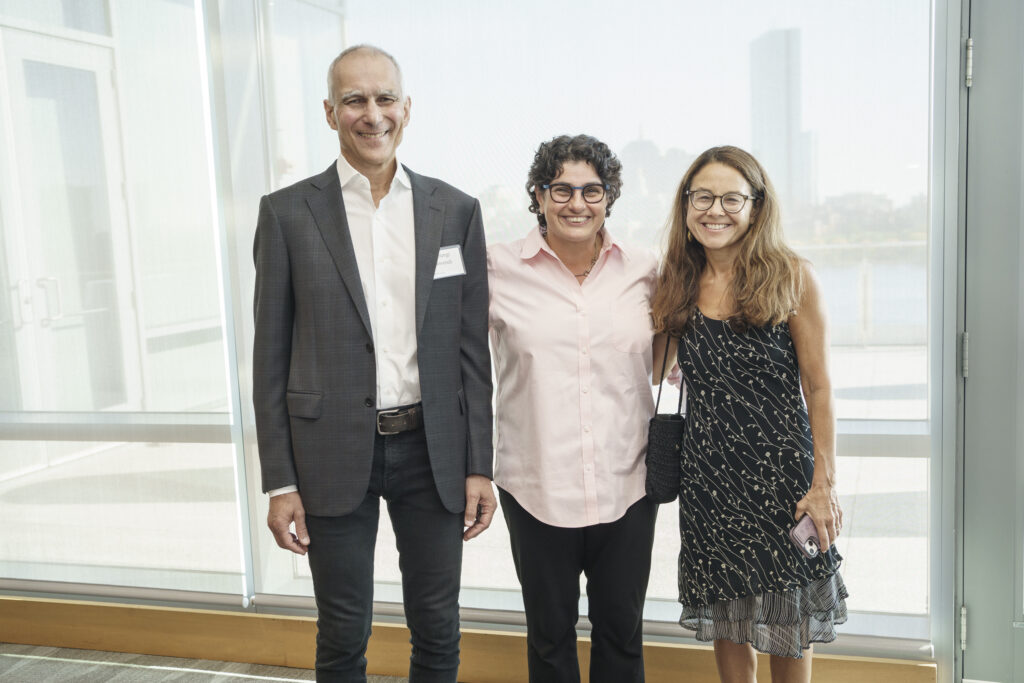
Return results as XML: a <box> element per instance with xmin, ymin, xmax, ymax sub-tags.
<box><xmin>678</xmin><ymin>571</ymin><xmax>849</xmax><ymax>659</ymax></box>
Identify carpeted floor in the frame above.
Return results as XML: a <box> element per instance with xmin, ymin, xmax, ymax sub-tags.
<box><xmin>0</xmin><ymin>643</ymin><xmax>407</xmax><ymax>682</ymax></box>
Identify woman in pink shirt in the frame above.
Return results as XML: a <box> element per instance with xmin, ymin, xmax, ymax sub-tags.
<box><xmin>488</xmin><ymin>134</ymin><xmax>659</xmax><ymax>682</ymax></box>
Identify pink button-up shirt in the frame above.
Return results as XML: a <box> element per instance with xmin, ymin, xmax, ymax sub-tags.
<box><xmin>488</xmin><ymin>226</ymin><xmax>657</xmax><ymax>528</ymax></box>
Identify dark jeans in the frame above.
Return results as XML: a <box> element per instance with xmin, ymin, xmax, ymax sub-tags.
<box><xmin>305</xmin><ymin>427</ymin><xmax>464</xmax><ymax>683</ymax></box>
<box><xmin>500</xmin><ymin>489</ymin><xmax>658</xmax><ymax>683</ymax></box>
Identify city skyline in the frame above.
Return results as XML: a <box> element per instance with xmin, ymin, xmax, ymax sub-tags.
<box><xmin>331</xmin><ymin>0</ymin><xmax>930</xmax><ymax>206</ymax></box>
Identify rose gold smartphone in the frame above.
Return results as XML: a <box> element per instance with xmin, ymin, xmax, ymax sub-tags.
<box><xmin>789</xmin><ymin>515</ymin><xmax>820</xmax><ymax>558</ymax></box>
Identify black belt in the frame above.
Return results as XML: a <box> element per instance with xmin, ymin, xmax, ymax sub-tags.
<box><xmin>376</xmin><ymin>402</ymin><xmax>424</xmax><ymax>435</ymax></box>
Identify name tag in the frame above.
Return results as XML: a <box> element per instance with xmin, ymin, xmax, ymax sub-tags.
<box><xmin>434</xmin><ymin>245</ymin><xmax>466</xmax><ymax>279</ymax></box>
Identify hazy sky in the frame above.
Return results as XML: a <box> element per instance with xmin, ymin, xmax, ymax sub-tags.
<box><xmin>321</xmin><ymin>0</ymin><xmax>930</xmax><ymax>204</ymax></box>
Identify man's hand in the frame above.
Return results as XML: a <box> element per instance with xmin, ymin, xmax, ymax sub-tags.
<box><xmin>463</xmin><ymin>475</ymin><xmax>496</xmax><ymax>541</ymax></box>
<box><xmin>268</xmin><ymin>491</ymin><xmax>310</xmax><ymax>555</ymax></box>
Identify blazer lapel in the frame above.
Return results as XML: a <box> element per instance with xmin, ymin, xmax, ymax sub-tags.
<box><xmin>307</xmin><ymin>164</ymin><xmax>373</xmax><ymax>337</ymax></box>
<box><xmin>408</xmin><ymin>168</ymin><xmax>444</xmax><ymax>335</ymax></box>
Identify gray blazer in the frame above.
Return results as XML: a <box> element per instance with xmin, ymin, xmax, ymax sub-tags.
<box><xmin>252</xmin><ymin>163</ymin><xmax>493</xmax><ymax>517</ymax></box>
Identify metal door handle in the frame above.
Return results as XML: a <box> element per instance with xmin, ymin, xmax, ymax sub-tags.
<box><xmin>36</xmin><ymin>277</ymin><xmax>63</xmax><ymax>327</ymax></box>
<box><xmin>11</xmin><ymin>279</ymin><xmax>33</xmax><ymax>329</ymax></box>
<box><xmin>7</xmin><ymin>281</ymin><xmax>21</xmax><ymax>330</ymax></box>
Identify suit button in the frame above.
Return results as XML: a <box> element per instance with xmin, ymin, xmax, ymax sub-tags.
<box><xmin>366</xmin><ymin>342</ymin><xmax>374</xmax><ymax>353</ymax></box>
<box><xmin>364</xmin><ymin>397</ymin><xmax>374</xmax><ymax>407</ymax></box>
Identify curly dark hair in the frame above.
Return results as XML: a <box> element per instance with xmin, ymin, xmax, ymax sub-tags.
<box><xmin>526</xmin><ymin>134</ymin><xmax>623</xmax><ymax>229</ymax></box>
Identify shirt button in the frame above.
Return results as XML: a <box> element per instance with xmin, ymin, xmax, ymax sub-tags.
<box><xmin>582</xmin><ymin>386</ymin><xmax>589</xmax><ymax>394</ymax></box>
<box><xmin>581</xmin><ymin>348</ymin><xmax>588</xmax><ymax>355</ymax></box>
<box><xmin>584</xmin><ymin>425</ymin><xmax>591</xmax><ymax>433</ymax></box>
<box><xmin>365</xmin><ymin>397</ymin><xmax>375</xmax><ymax>407</ymax></box>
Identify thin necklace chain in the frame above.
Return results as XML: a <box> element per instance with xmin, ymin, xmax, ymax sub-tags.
<box><xmin>541</xmin><ymin>231</ymin><xmax>604</xmax><ymax>279</ymax></box>
<box><xmin>574</xmin><ymin>234</ymin><xmax>603</xmax><ymax>278</ymax></box>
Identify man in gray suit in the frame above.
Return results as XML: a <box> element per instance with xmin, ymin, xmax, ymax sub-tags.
<box><xmin>252</xmin><ymin>44</ymin><xmax>495</xmax><ymax>682</ymax></box>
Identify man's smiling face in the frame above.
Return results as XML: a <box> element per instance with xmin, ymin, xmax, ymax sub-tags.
<box><xmin>324</xmin><ymin>49</ymin><xmax>410</xmax><ymax>177</ymax></box>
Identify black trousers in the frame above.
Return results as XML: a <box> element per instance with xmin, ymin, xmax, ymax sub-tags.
<box><xmin>500</xmin><ymin>488</ymin><xmax>658</xmax><ymax>683</ymax></box>
<box><xmin>305</xmin><ymin>427</ymin><xmax>464</xmax><ymax>683</ymax></box>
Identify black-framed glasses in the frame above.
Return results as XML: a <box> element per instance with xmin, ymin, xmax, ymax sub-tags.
<box><xmin>542</xmin><ymin>183</ymin><xmax>608</xmax><ymax>204</ymax></box>
<box><xmin>685</xmin><ymin>190</ymin><xmax>758</xmax><ymax>214</ymax></box>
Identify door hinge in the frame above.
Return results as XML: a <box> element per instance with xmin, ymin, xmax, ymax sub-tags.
<box><xmin>965</xmin><ymin>38</ymin><xmax>974</xmax><ymax>88</ymax></box>
<box><xmin>961</xmin><ymin>331</ymin><xmax>969</xmax><ymax>378</ymax></box>
<box><xmin>960</xmin><ymin>604</ymin><xmax>967</xmax><ymax>651</ymax></box>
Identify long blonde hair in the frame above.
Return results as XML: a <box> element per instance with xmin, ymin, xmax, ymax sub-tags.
<box><xmin>651</xmin><ymin>146</ymin><xmax>803</xmax><ymax>335</ymax></box>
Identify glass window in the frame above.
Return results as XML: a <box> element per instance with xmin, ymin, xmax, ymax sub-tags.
<box><xmin>0</xmin><ymin>0</ymin><xmax>240</xmax><ymax>593</ymax></box>
<box><xmin>0</xmin><ymin>0</ymin><xmax>939</xmax><ymax>654</ymax></box>
<box><xmin>0</xmin><ymin>440</ymin><xmax>244</xmax><ymax>593</ymax></box>
<box><xmin>0</xmin><ymin>0</ymin><xmax>229</xmax><ymax>413</ymax></box>
<box><xmin>263</xmin><ymin>0</ymin><xmax>346</xmax><ymax>189</ymax></box>
<box><xmin>112</xmin><ymin>0</ymin><xmax>228</xmax><ymax>412</ymax></box>
<box><xmin>0</xmin><ymin>0</ymin><xmax>110</xmax><ymax>36</ymax></box>
<box><xmin>251</xmin><ymin>0</ymin><xmax>931</xmax><ymax>632</ymax></box>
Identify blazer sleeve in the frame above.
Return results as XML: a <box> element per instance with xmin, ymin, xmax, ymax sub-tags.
<box><xmin>459</xmin><ymin>198</ymin><xmax>494</xmax><ymax>478</ymax></box>
<box><xmin>252</xmin><ymin>194</ymin><xmax>299</xmax><ymax>491</ymax></box>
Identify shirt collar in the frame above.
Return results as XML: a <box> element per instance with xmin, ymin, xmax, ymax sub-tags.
<box><xmin>335</xmin><ymin>154</ymin><xmax>411</xmax><ymax>192</ymax></box>
<box><xmin>520</xmin><ymin>225</ymin><xmax>630</xmax><ymax>261</ymax></box>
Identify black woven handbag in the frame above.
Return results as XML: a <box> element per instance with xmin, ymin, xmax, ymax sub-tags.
<box><xmin>646</xmin><ymin>339</ymin><xmax>684</xmax><ymax>503</ymax></box>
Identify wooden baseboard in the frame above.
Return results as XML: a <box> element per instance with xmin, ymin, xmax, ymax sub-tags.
<box><xmin>0</xmin><ymin>597</ymin><xmax>935</xmax><ymax>682</ymax></box>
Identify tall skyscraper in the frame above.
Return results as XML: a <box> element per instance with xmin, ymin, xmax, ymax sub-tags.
<box><xmin>750</xmin><ymin>29</ymin><xmax>816</xmax><ymax>214</ymax></box>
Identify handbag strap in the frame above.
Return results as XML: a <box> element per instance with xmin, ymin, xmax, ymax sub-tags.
<box><xmin>654</xmin><ymin>337</ymin><xmax>684</xmax><ymax>415</ymax></box>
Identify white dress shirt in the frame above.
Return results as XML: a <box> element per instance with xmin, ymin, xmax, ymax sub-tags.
<box><xmin>270</xmin><ymin>156</ymin><xmax>419</xmax><ymax>498</ymax></box>
<box><xmin>336</xmin><ymin>155</ymin><xmax>420</xmax><ymax>410</ymax></box>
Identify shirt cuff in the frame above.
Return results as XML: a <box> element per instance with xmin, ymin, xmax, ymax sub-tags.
<box><xmin>268</xmin><ymin>485</ymin><xmax>298</xmax><ymax>497</ymax></box>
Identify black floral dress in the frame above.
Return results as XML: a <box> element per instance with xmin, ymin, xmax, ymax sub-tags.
<box><xmin>677</xmin><ymin>310</ymin><xmax>848</xmax><ymax>658</ymax></box>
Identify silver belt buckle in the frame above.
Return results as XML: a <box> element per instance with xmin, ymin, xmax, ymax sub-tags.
<box><xmin>376</xmin><ymin>407</ymin><xmax>402</xmax><ymax>436</ymax></box>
